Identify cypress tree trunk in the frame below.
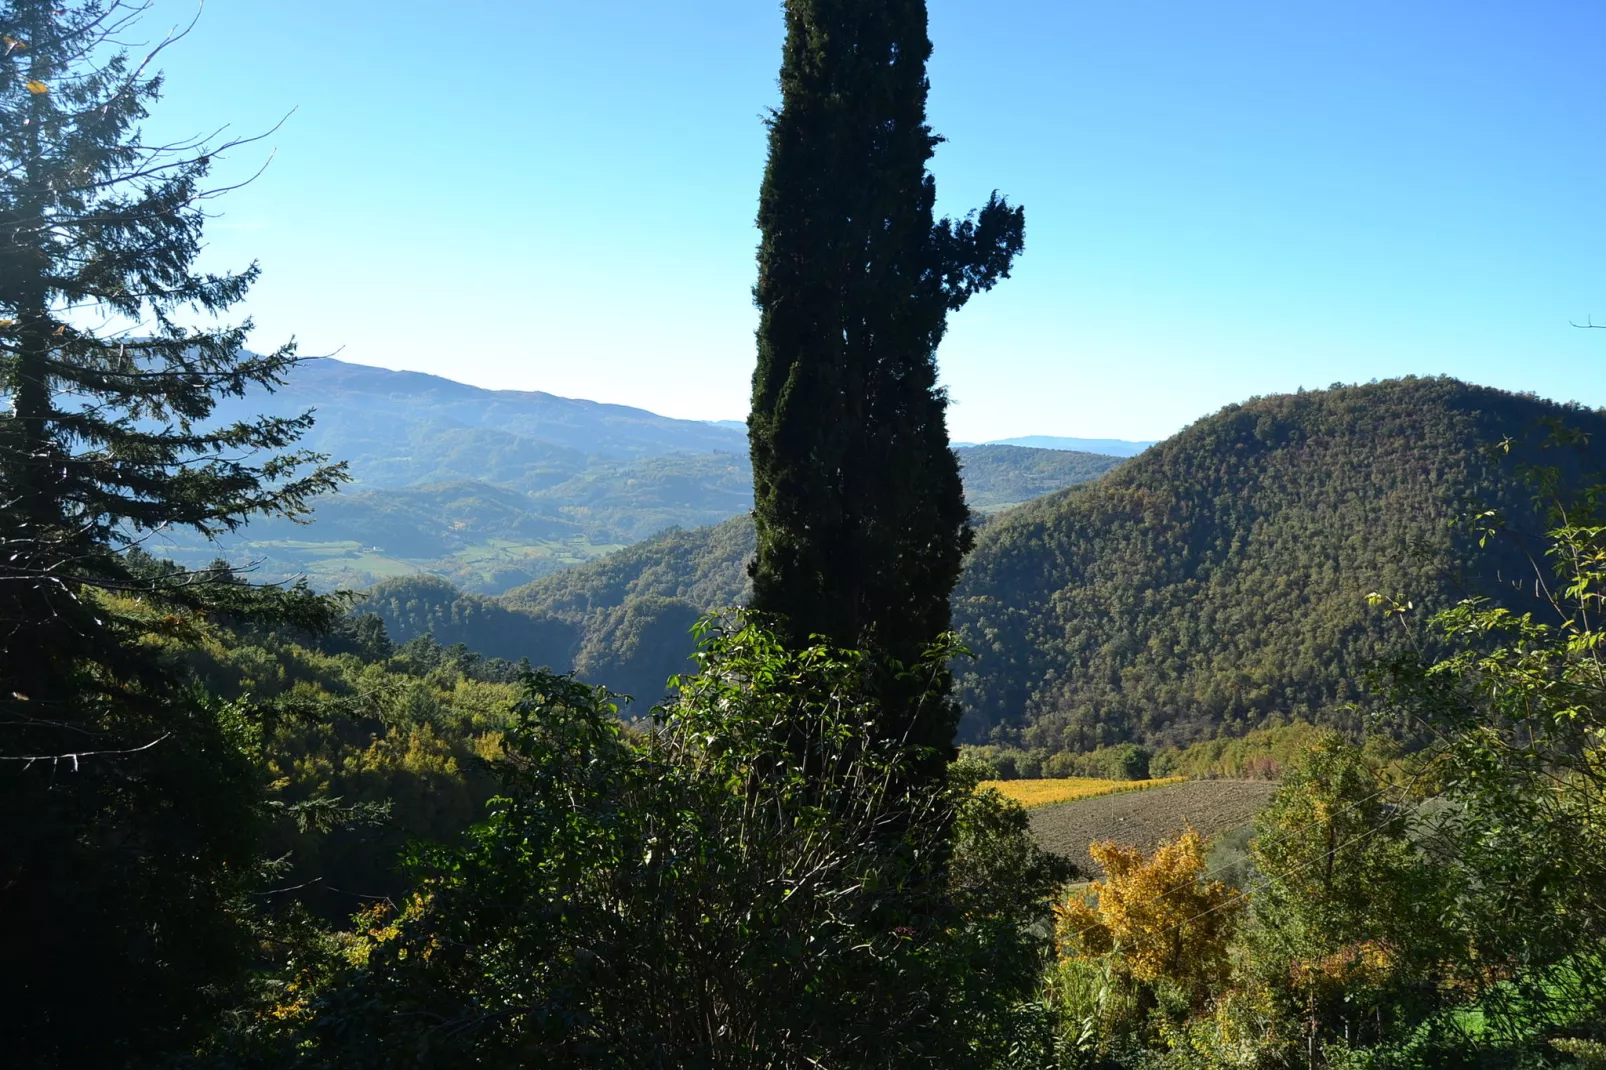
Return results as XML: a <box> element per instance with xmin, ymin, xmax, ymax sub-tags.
<box><xmin>749</xmin><ymin>0</ymin><xmax>1024</xmax><ymax>755</ymax></box>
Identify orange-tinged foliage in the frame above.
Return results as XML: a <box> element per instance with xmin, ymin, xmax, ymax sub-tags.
<box><xmin>980</xmin><ymin>776</ymin><xmax>1185</xmax><ymax>810</ymax></box>
<box><xmin>1055</xmin><ymin>827</ymin><xmax>1241</xmax><ymax>1005</ymax></box>
<box><xmin>1288</xmin><ymin>938</ymin><xmax>1400</xmax><ymax>991</ymax></box>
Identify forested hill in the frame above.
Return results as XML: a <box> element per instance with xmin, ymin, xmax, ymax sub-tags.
<box><xmin>364</xmin><ymin>377</ymin><xmax>1603</xmax><ymax>736</ymax></box>
<box><xmin>954</xmin><ymin>376</ymin><xmax>1606</xmax><ymax>750</ymax></box>
<box><xmin>475</xmin><ymin>448</ymin><xmax>1123</xmax><ymax>701</ymax></box>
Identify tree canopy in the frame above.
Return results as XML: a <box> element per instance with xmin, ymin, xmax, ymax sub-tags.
<box><xmin>749</xmin><ymin>0</ymin><xmax>1023</xmax><ymax>756</ymax></box>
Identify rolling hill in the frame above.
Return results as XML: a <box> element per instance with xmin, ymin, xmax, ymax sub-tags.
<box><xmin>435</xmin><ymin>377</ymin><xmax>1605</xmax><ymax>740</ymax></box>
<box><xmin>953</xmin><ymin>376</ymin><xmax>1606</xmax><ymax>749</ymax></box>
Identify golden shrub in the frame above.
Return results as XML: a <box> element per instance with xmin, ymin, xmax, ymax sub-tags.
<box><xmin>1054</xmin><ymin>827</ymin><xmax>1241</xmax><ymax>1006</ymax></box>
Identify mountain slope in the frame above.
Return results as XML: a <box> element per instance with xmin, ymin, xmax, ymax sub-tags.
<box><xmin>498</xmin><ymin>518</ymin><xmax>755</xmax><ymax>705</ymax></box>
<box><xmin>354</xmin><ymin>575</ymin><xmax>580</xmax><ymax>667</ymax></box>
<box><xmin>493</xmin><ymin>377</ymin><xmax>1605</xmax><ymax>746</ymax></box>
<box><xmin>953</xmin><ymin>376</ymin><xmax>1606</xmax><ymax>750</ymax></box>
<box><xmin>957</xmin><ymin>445</ymin><xmax>1126</xmax><ymax>510</ymax></box>
<box><xmin>212</xmin><ymin>357</ymin><xmax>748</xmax><ymax>475</ymax></box>
<box><xmin>490</xmin><ymin>450</ymin><xmax>1126</xmax><ymax>702</ymax></box>
<box><xmin>493</xmin><ymin>445</ymin><xmax>1130</xmax><ymax>655</ymax></box>
<box><xmin>502</xmin><ymin>516</ymin><xmax>756</xmax><ymax>623</ymax></box>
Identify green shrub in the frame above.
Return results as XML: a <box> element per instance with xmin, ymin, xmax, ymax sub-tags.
<box><xmin>263</xmin><ymin>616</ymin><xmax>1068</xmax><ymax>1069</ymax></box>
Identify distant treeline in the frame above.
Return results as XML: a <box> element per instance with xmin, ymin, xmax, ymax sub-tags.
<box><xmin>960</xmin><ymin>721</ymin><xmax>1384</xmax><ymax>783</ymax></box>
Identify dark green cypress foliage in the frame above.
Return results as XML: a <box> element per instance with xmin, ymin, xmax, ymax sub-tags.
<box><xmin>0</xmin><ymin>2</ymin><xmax>342</xmax><ymax>1060</ymax></box>
<box><xmin>749</xmin><ymin>0</ymin><xmax>1024</xmax><ymax>754</ymax></box>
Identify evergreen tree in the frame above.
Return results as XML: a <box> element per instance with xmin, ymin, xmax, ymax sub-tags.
<box><xmin>749</xmin><ymin>0</ymin><xmax>1024</xmax><ymax>756</ymax></box>
<box><xmin>0</xmin><ymin>2</ymin><xmax>341</xmax><ymax>1060</ymax></box>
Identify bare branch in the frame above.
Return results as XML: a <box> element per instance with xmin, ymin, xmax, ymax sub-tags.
<box><xmin>0</xmin><ymin>731</ymin><xmax>171</xmax><ymax>771</ymax></box>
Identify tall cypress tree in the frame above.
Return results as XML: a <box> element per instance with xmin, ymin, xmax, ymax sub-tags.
<box><xmin>0</xmin><ymin>2</ymin><xmax>341</xmax><ymax>1059</ymax></box>
<box><xmin>749</xmin><ymin>0</ymin><xmax>1024</xmax><ymax>753</ymax></box>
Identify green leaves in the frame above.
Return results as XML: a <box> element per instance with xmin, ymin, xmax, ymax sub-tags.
<box><xmin>271</xmin><ymin>615</ymin><xmax>1051</xmax><ymax>1068</ymax></box>
<box><xmin>1374</xmin><ymin>426</ymin><xmax>1606</xmax><ymax>1045</ymax></box>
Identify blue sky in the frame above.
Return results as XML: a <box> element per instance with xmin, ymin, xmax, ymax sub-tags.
<box><xmin>142</xmin><ymin>0</ymin><xmax>1605</xmax><ymax>442</ymax></box>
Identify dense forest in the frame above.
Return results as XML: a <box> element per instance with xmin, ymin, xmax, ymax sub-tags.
<box><xmin>4</xmin><ymin>0</ymin><xmax>1604</xmax><ymax>1067</ymax></box>
<box><xmin>954</xmin><ymin>377</ymin><xmax>1606</xmax><ymax>749</ymax></box>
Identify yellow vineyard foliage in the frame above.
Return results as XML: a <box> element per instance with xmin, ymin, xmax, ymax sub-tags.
<box><xmin>1055</xmin><ymin>827</ymin><xmax>1241</xmax><ymax>1005</ymax></box>
<box><xmin>980</xmin><ymin>775</ymin><xmax>1185</xmax><ymax>810</ymax></box>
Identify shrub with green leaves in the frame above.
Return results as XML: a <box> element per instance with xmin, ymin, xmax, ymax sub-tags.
<box><xmin>262</xmin><ymin>615</ymin><xmax>1067</xmax><ymax>1069</ymax></box>
<box><xmin>1376</xmin><ymin>427</ymin><xmax>1606</xmax><ymax>1053</ymax></box>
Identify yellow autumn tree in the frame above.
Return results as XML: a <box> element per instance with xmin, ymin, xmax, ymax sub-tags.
<box><xmin>1055</xmin><ymin>827</ymin><xmax>1241</xmax><ymax>1007</ymax></box>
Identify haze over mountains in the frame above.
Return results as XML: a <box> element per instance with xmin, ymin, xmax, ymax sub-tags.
<box><xmin>212</xmin><ymin>357</ymin><xmax>750</xmax><ymax>470</ymax></box>
<box><xmin>162</xmin><ymin>359</ymin><xmax>1128</xmax><ymax>593</ymax></box>
<box><xmin>957</xmin><ymin>435</ymin><xmax>1155</xmax><ymax>456</ymax></box>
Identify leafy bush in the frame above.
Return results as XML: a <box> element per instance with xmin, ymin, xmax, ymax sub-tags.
<box><xmin>1375</xmin><ymin>429</ymin><xmax>1606</xmax><ymax>1050</ymax></box>
<box><xmin>1151</xmin><ymin>722</ymin><xmax>1330</xmax><ymax>780</ymax></box>
<box><xmin>257</xmin><ymin>616</ymin><xmax>1069</xmax><ymax>1068</ymax></box>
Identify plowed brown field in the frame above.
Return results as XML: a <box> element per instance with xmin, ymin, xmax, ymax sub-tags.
<box><xmin>1027</xmin><ymin>779</ymin><xmax>1279</xmax><ymax>870</ymax></box>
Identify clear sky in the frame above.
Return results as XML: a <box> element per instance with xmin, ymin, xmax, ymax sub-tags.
<box><xmin>140</xmin><ymin>0</ymin><xmax>1605</xmax><ymax>443</ymax></box>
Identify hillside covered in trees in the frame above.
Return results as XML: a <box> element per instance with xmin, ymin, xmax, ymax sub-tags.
<box><xmin>434</xmin><ymin>378</ymin><xmax>1606</xmax><ymax>742</ymax></box>
<box><xmin>955</xmin><ymin>376</ymin><xmax>1606</xmax><ymax>748</ymax></box>
<box><xmin>347</xmin><ymin>447</ymin><xmax>1128</xmax><ymax>704</ymax></box>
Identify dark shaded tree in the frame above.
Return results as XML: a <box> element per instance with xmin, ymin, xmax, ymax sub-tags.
<box><xmin>0</xmin><ymin>2</ymin><xmax>341</xmax><ymax>1061</ymax></box>
<box><xmin>748</xmin><ymin>0</ymin><xmax>1024</xmax><ymax>756</ymax></box>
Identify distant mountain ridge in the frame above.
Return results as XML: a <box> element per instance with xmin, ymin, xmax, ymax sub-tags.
<box><xmin>974</xmin><ymin>435</ymin><xmax>1154</xmax><ymax>457</ymax></box>
<box><xmin>212</xmin><ymin>357</ymin><xmax>748</xmax><ymax>482</ymax></box>
<box><xmin>168</xmin><ymin>358</ymin><xmax>1126</xmax><ymax>593</ymax></box>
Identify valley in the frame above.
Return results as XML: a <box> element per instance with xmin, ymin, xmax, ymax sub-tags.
<box><xmin>159</xmin><ymin>358</ymin><xmax>1126</xmax><ymax>594</ymax></box>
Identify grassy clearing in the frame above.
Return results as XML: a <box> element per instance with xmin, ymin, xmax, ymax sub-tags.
<box><xmin>981</xmin><ymin>776</ymin><xmax>1185</xmax><ymax>810</ymax></box>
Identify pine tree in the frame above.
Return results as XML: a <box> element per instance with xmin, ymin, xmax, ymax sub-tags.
<box><xmin>0</xmin><ymin>2</ymin><xmax>342</xmax><ymax>1059</ymax></box>
<box><xmin>749</xmin><ymin>0</ymin><xmax>1024</xmax><ymax>754</ymax></box>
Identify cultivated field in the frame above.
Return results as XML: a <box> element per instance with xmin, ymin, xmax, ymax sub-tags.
<box><xmin>981</xmin><ymin>776</ymin><xmax>1185</xmax><ymax>809</ymax></box>
<box><xmin>1026</xmin><ymin>779</ymin><xmax>1280</xmax><ymax>870</ymax></box>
